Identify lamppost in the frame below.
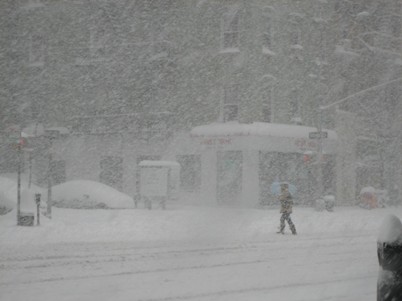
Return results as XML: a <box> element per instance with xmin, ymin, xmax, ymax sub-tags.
<box><xmin>16</xmin><ymin>134</ymin><xmax>23</xmax><ymax>225</ymax></box>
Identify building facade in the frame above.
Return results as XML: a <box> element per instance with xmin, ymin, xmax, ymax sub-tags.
<box><xmin>1</xmin><ymin>0</ymin><xmax>401</xmax><ymax>205</ymax></box>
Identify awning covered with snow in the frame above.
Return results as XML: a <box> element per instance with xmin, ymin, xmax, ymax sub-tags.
<box><xmin>190</xmin><ymin>122</ymin><xmax>338</xmax><ymax>154</ymax></box>
<box><xmin>191</xmin><ymin>122</ymin><xmax>337</xmax><ymax>139</ymax></box>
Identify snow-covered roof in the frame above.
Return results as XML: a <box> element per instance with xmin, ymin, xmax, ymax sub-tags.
<box><xmin>139</xmin><ymin>160</ymin><xmax>181</xmax><ymax>168</ymax></box>
<box><xmin>190</xmin><ymin>122</ymin><xmax>337</xmax><ymax>140</ymax></box>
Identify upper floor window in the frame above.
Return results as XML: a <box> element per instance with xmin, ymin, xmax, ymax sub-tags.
<box><xmin>290</xmin><ymin>23</ymin><xmax>302</xmax><ymax>47</ymax></box>
<box><xmin>29</xmin><ymin>34</ymin><xmax>45</xmax><ymax>67</ymax></box>
<box><xmin>76</xmin><ymin>8</ymin><xmax>115</xmax><ymax>65</ymax></box>
<box><xmin>288</xmin><ymin>12</ymin><xmax>304</xmax><ymax>50</ymax></box>
<box><xmin>221</xmin><ymin>9</ymin><xmax>240</xmax><ymax>51</ymax></box>
<box><xmin>317</xmin><ymin>25</ymin><xmax>329</xmax><ymax>64</ymax></box>
<box><xmin>22</xmin><ymin>0</ymin><xmax>44</xmax><ymax>9</ymax></box>
<box><xmin>100</xmin><ymin>156</ymin><xmax>123</xmax><ymax>191</ymax></box>
<box><xmin>262</xmin><ymin>14</ymin><xmax>274</xmax><ymax>54</ymax></box>
<box><xmin>289</xmin><ymin>88</ymin><xmax>302</xmax><ymax>124</ymax></box>
<box><xmin>89</xmin><ymin>28</ymin><xmax>107</xmax><ymax>58</ymax></box>
<box><xmin>390</xmin><ymin>14</ymin><xmax>402</xmax><ymax>50</ymax></box>
<box><xmin>262</xmin><ymin>85</ymin><xmax>274</xmax><ymax>123</ymax></box>
<box><xmin>223</xmin><ymin>85</ymin><xmax>240</xmax><ymax>122</ymax></box>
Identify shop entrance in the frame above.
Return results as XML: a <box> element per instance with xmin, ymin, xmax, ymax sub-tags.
<box><xmin>217</xmin><ymin>151</ymin><xmax>242</xmax><ymax>204</ymax></box>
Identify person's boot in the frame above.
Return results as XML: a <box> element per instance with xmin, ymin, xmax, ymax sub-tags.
<box><xmin>277</xmin><ymin>226</ymin><xmax>285</xmax><ymax>234</ymax></box>
<box><xmin>290</xmin><ymin>225</ymin><xmax>297</xmax><ymax>235</ymax></box>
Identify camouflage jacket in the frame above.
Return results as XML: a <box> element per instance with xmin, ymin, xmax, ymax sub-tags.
<box><xmin>279</xmin><ymin>192</ymin><xmax>293</xmax><ymax>214</ymax></box>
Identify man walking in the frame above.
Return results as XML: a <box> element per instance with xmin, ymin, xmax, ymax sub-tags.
<box><xmin>277</xmin><ymin>183</ymin><xmax>297</xmax><ymax>235</ymax></box>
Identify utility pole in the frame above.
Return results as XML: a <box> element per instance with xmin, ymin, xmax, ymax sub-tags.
<box><xmin>317</xmin><ymin>108</ymin><xmax>324</xmax><ymax>198</ymax></box>
<box><xmin>17</xmin><ymin>137</ymin><xmax>22</xmax><ymax>225</ymax></box>
<box><xmin>47</xmin><ymin>151</ymin><xmax>52</xmax><ymax>218</ymax></box>
<box><xmin>44</xmin><ymin>128</ymin><xmax>61</xmax><ymax>219</ymax></box>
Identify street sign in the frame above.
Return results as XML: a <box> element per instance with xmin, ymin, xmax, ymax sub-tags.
<box><xmin>309</xmin><ymin>131</ymin><xmax>328</xmax><ymax>139</ymax></box>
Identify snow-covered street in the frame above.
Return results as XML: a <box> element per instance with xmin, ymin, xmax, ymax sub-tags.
<box><xmin>0</xmin><ymin>205</ymin><xmax>392</xmax><ymax>301</ymax></box>
<box><xmin>2</xmin><ymin>1</ymin><xmax>402</xmax><ymax>300</ymax></box>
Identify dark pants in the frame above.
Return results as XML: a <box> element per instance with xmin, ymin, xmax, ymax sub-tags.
<box><xmin>280</xmin><ymin>212</ymin><xmax>296</xmax><ymax>234</ymax></box>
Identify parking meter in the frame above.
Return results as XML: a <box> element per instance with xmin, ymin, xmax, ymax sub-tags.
<box><xmin>377</xmin><ymin>215</ymin><xmax>402</xmax><ymax>301</ymax></box>
<box><xmin>35</xmin><ymin>193</ymin><xmax>41</xmax><ymax>226</ymax></box>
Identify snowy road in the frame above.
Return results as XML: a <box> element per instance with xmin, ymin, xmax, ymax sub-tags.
<box><xmin>0</xmin><ymin>232</ymin><xmax>378</xmax><ymax>301</ymax></box>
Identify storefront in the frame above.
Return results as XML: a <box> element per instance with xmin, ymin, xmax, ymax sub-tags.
<box><xmin>185</xmin><ymin>122</ymin><xmax>338</xmax><ymax>207</ymax></box>
<box><xmin>47</xmin><ymin>122</ymin><xmax>337</xmax><ymax>207</ymax></box>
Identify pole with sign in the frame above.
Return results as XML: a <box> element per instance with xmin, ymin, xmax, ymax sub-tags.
<box><xmin>16</xmin><ymin>137</ymin><xmax>27</xmax><ymax>225</ymax></box>
<box><xmin>35</xmin><ymin>193</ymin><xmax>41</xmax><ymax>226</ymax></box>
<box><xmin>17</xmin><ymin>139</ymin><xmax>22</xmax><ymax>225</ymax></box>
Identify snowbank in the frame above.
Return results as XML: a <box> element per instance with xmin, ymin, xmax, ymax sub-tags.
<box><xmin>52</xmin><ymin>180</ymin><xmax>134</xmax><ymax>209</ymax></box>
<box><xmin>1</xmin><ymin>204</ymin><xmax>401</xmax><ymax>247</ymax></box>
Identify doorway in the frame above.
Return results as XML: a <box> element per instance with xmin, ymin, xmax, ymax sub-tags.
<box><xmin>216</xmin><ymin>151</ymin><xmax>242</xmax><ymax>204</ymax></box>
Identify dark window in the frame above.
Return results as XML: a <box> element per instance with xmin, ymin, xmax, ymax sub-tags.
<box><xmin>262</xmin><ymin>15</ymin><xmax>272</xmax><ymax>49</ymax></box>
<box><xmin>50</xmin><ymin>160</ymin><xmax>66</xmax><ymax>185</ymax></box>
<box><xmin>176</xmin><ymin>155</ymin><xmax>201</xmax><ymax>191</ymax></box>
<box><xmin>100</xmin><ymin>156</ymin><xmax>123</xmax><ymax>191</ymax></box>
<box><xmin>223</xmin><ymin>85</ymin><xmax>240</xmax><ymax>122</ymax></box>
<box><xmin>289</xmin><ymin>89</ymin><xmax>301</xmax><ymax>118</ymax></box>
<box><xmin>29</xmin><ymin>34</ymin><xmax>45</xmax><ymax>66</ymax></box>
<box><xmin>222</xmin><ymin>12</ymin><xmax>240</xmax><ymax>49</ymax></box>
<box><xmin>224</xmin><ymin>104</ymin><xmax>239</xmax><ymax>122</ymax></box>
<box><xmin>217</xmin><ymin>151</ymin><xmax>242</xmax><ymax>204</ymax></box>
<box><xmin>136</xmin><ymin>155</ymin><xmax>161</xmax><ymax>194</ymax></box>
<box><xmin>262</xmin><ymin>104</ymin><xmax>271</xmax><ymax>123</ymax></box>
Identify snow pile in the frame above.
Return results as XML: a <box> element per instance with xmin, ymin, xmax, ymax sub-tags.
<box><xmin>52</xmin><ymin>180</ymin><xmax>134</xmax><ymax>209</ymax></box>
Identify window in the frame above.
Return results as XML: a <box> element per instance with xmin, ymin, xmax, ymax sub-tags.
<box><xmin>89</xmin><ymin>28</ymin><xmax>107</xmax><ymax>59</ymax></box>
<box><xmin>391</xmin><ymin>14</ymin><xmax>402</xmax><ymax>50</ymax></box>
<box><xmin>221</xmin><ymin>10</ymin><xmax>240</xmax><ymax>50</ymax></box>
<box><xmin>76</xmin><ymin>9</ymin><xmax>114</xmax><ymax>65</ymax></box>
<box><xmin>224</xmin><ymin>105</ymin><xmax>238</xmax><ymax>122</ymax></box>
<box><xmin>29</xmin><ymin>34</ymin><xmax>45</xmax><ymax>67</ymax></box>
<box><xmin>262</xmin><ymin>14</ymin><xmax>273</xmax><ymax>51</ymax></box>
<box><xmin>262</xmin><ymin>85</ymin><xmax>274</xmax><ymax>122</ymax></box>
<box><xmin>136</xmin><ymin>155</ymin><xmax>161</xmax><ymax>195</ymax></box>
<box><xmin>50</xmin><ymin>160</ymin><xmax>66</xmax><ymax>185</ymax></box>
<box><xmin>288</xmin><ymin>12</ymin><xmax>304</xmax><ymax>49</ymax></box>
<box><xmin>289</xmin><ymin>88</ymin><xmax>301</xmax><ymax>123</ymax></box>
<box><xmin>317</xmin><ymin>25</ymin><xmax>329</xmax><ymax>64</ymax></box>
<box><xmin>223</xmin><ymin>85</ymin><xmax>240</xmax><ymax>122</ymax></box>
<box><xmin>100</xmin><ymin>156</ymin><xmax>123</xmax><ymax>191</ymax></box>
<box><xmin>176</xmin><ymin>155</ymin><xmax>201</xmax><ymax>191</ymax></box>
<box><xmin>22</xmin><ymin>0</ymin><xmax>44</xmax><ymax>9</ymax></box>
<box><xmin>290</xmin><ymin>23</ymin><xmax>302</xmax><ymax>46</ymax></box>
<box><xmin>217</xmin><ymin>151</ymin><xmax>242</xmax><ymax>204</ymax></box>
